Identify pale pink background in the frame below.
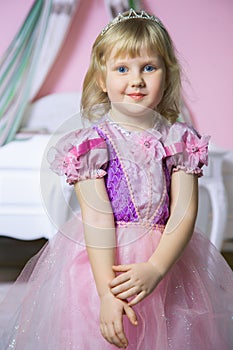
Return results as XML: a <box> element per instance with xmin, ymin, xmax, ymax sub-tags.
<box><xmin>1</xmin><ymin>0</ymin><xmax>233</xmax><ymax>148</ymax></box>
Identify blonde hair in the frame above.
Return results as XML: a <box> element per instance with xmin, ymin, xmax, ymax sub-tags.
<box><xmin>81</xmin><ymin>13</ymin><xmax>181</xmax><ymax>123</ymax></box>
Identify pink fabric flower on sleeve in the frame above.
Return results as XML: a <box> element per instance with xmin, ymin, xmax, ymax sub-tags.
<box><xmin>184</xmin><ymin>131</ymin><xmax>210</xmax><ymax>168</ymax></box>
<box><xmin>63</xmin><ymin>146</ymin><xmax>81</xmax><ymax>184</ymax></box>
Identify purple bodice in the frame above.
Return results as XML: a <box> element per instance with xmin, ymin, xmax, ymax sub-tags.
<box><xmin>95</xmin><ymin>124</ymin><xmax>170</xmax><ymax>226</ymax></box>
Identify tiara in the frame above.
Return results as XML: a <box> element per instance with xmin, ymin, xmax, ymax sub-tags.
<box><xmin>101</xmin><ymin>8</ymin><xmax>165</xmax><ymax>36</ymax></box>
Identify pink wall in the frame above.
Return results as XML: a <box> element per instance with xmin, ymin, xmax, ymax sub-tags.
<box><xmin>1</xmin><ymin>0</ymin><xmax>233</xmax><ymax>148</ymax></box>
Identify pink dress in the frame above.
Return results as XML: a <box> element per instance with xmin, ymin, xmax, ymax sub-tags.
<box><xmin>0</xmin><ymin>116</ymin><xmax>233</xmax><ymax>349</ymax></box>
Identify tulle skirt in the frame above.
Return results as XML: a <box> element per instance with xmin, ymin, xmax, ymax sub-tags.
<box><xmin>0</xmin><ymin>214</ymin><xmax>233</xmax><ymax>350</ymax></box>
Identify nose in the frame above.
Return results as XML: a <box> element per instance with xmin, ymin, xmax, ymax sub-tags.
<box><xmin>130</xmin><ymin>76</ymin><xmax>145</xmax><ymax>88</ymax></box>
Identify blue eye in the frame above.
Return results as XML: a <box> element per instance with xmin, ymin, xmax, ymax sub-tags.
<box><xmin>117</xmin><ymin>66</ymin><xmax>128</xmax><ymax>73</ymax></box>
<box><xmin>144</xmin><ymin>65</ymin><xmax>156</xmax><ymax>72</ymax></box>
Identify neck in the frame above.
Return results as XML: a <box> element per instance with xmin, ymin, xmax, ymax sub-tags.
<box><xmin>110</xmin><ymin>104</ymin><xmax>157</xmax><ymax>132</ymax></box>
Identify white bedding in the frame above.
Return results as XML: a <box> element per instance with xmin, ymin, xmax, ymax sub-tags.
<box><xmin>0</xmin><ymin>93</ymin><xmax>81</xmax><ymax>240</ymax></box>
<box><xmin>0</xmin><ymin>135</ymin><xmax>57</xmax><ymax>239</ymax></box>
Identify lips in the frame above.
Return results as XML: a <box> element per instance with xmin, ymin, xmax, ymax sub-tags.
<box><xmin>127</xmin><ymin>93</ymin><xmax>145</xmax><ymax>101</ymax></box>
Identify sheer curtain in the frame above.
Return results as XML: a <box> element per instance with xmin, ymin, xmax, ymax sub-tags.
<box><xmin>0</xmin><ymin>0</ymin><xmax>79</xmax><ymax>146</ymax></box>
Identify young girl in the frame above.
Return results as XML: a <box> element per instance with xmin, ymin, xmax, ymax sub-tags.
<box><xmin>0</xmin><ymin>9</ymin><xmax>233</xmax><ymax>350</ymax></box>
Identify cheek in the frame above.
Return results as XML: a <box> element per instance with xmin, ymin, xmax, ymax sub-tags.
<box><xmin>153</xmin><ymin>74</ymin><xmax>166</xmax><ymax>98</ymax></box>
<box><xmin>151</xmin><ymin>81</ymin><xmax>164</xmax><ymax>99</ymax></box>
<box><xmin>159</xmin><ymin>80</ymin><xmax>166</xmax><ymax>97</ymax></box>
<box><xmin>149</xmin><ymin>78</ymin><xmax>166</xmax><ymax>108</ymax></box>
<box><xmin>104</xmin><ymin>84</ymin><xmax>118</xmax><ymax>102</ymax></box>
<box><xmin>157</xmin><ymin>84</ymin><xmax>166</xmax><ymax>104</ymax></box>
<box><xmin>106</xmin><ymin>76</ymin><xmax>123</xmax><ymax>94</ymax></box>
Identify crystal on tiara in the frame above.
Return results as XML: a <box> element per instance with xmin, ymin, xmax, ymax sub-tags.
<box><xmin>101</xmin><ymin>8</ymin><xmax>165</xmax><ymax>36</ymax></box>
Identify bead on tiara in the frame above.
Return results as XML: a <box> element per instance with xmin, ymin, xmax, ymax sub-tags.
<box><xmin>101</xmin><ymin>8</ymin><xmax>165</xmax><ymax>36</ymax></box>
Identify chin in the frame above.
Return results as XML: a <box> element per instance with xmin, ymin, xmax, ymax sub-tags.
<box><xmin>112</xmin><ymin>102</ymin><xmax>155</xmax><ymax>117</ymax></box>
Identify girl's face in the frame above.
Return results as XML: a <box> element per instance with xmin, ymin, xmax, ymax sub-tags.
<box><xmin>102</xmin><ymin>47</ymin><xmax>166</xmax><ymax>120</ymax></box>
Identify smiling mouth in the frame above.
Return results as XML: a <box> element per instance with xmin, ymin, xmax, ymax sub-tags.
<box><xmin>127</xmin><ymin>93</ymin><xmax>145</xmax><ymax>101</ymax></box>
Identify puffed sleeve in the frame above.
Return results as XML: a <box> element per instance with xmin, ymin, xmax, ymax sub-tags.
<box><xmin>163</xmin><ymin>122</ymin><xmax>210</xmax><ymax>177</ymax></box>
<box><xmin>47</xmin><ymin>128</ymin><xmax>108</xmax><ymax>184</ymax></box>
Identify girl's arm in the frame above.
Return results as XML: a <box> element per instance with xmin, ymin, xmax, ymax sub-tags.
<box><xmin>110</xmin><ymin>171</ymin><xmax>198</xmax><ymax>305</ymax></box>
<box><xmin>75</xmin><ymin>179</ymin><xmax>137</xmax><ymax>348</ymax></box>
<box><xmin>75</xmin><ymin>178</ymin><xmax>116</xmax><ymax>296</ymax></box>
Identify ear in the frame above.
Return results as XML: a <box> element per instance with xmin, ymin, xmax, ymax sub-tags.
<box><xmin>99</xmin><ymin>80</ymin><xmax>107</xmax><ymax>93</ymax></box>
<box><xmin>97</xmin><ymin>75</ymin><xmax>107</xmax><ymax>92</ymax></box>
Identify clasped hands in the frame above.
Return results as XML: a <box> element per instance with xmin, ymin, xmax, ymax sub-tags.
<box><xmin>100</xmin><ymin>261</ymin><xmax>162</xmax><ymax>348</ymax></box>
<box><xmin>110</xmin><ymin>261</ymin><xmax>162</xmax><ymax>306</ymax></box>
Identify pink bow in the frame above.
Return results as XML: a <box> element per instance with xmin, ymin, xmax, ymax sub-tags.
<box><xmin>185</xmin><ymin>132</ymin><xmax>210</xmax><ymax>167</ymax></box>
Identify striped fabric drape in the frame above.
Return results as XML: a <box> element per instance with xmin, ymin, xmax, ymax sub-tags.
<box><xmin>0</xmin><ymin>0</ymin><xmax>79</xmax><ymax>146</ymax></box>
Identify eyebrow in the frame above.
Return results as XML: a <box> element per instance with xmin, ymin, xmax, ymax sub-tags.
<box><xmin>108</xmin><ymin>57</ymin><xmax>161</xmax><ymax>68</ymax></box>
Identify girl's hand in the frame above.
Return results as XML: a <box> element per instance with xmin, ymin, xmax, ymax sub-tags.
<box><xmin>100</xmin><ymin>292</ymin><xmax>137</xmax><ymax>348</ymax></box>
<box><xmin>110</xmin><ymin>262</ymin><xmax>162</xmax><ymax>306</ymax></box>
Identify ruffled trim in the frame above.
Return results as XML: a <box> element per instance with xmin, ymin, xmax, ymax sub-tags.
<box><xmin>172</xmin><ymin>165</ymin><xmax>203</xmax><ymax>177</ymax></box>
<box><xmin>66</xmin><ymin>168</ymin><xmax>107</xmax><ymax>185</ymax></box>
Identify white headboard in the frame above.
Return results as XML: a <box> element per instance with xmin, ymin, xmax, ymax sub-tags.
<box><xmin>20</xmin><ymin>92</ymin><xmax>82</xmax><ymax>134</ymax></box>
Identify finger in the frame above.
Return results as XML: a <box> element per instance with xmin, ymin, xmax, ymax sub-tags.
<box><xmin>111</xmin><ymin>280</ymin><xmax>133</xmax><ymax>295</ymax></box>
<box><xmin>110</xmin><ymin>272</ymin><xmax>130</xmax><ymax>287</ymax></box>
<box><xmin>113</xmin><ymin>318</ymin><xmax>128</xmax><ymax>348</ymax></box>
<box><xmin>123</xmin><ymin>303</ymin><xmax>138</xmax><ymax>326</ymax></box>
<box><xmin>100</xmin><ymin>323</ymin><xmax>113</xmax><ymax>345</ymax></box>
<box><xmin>112</xmin><ymin>264</ymin><xmax>132</xmax><ymax>272</ymax></box>
<box><xmin>100</xmin><ymin>323</ymin><xmax>105</xmax><ymax>338</ymax></box>
<box><xmin>115</xmin><ymin>286</ymin><xmax>139</xmax><ymax>300</ymax></box>
<box><xmin>128</xmin><ymin>291</ymin><xmax>146</xmax><ymax>306</ymax></box>
<box><xmin>105</xmin><ymin>322</ymin><xmax>126</xmax><ymax>348</ymax></box>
